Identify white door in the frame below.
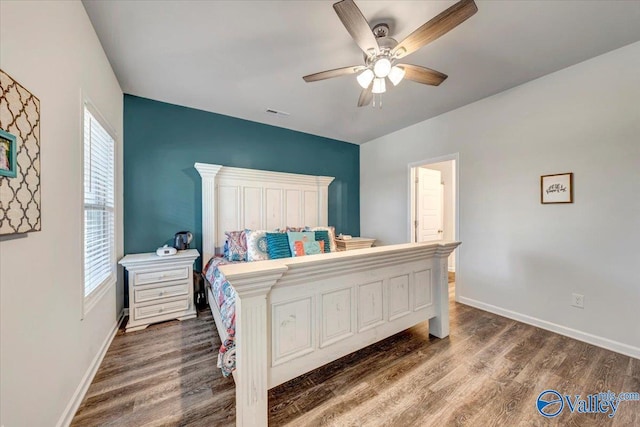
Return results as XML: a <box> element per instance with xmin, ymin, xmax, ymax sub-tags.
<box><xmin>416</xmin><ymin>168</ymin><xmax>444</xmax><ymax>242</ymax></box>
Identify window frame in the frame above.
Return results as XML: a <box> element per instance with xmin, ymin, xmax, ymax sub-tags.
<box><xmin>81</xmin><ymin>98</ymin><xmax>117</xmax><ymax>318</ymax></box>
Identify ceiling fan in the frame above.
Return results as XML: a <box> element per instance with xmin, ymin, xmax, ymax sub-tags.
<box><xmin>303</xmin><ymin>0</ymin><xmax>478</xmax><ymax>107</ymax></box>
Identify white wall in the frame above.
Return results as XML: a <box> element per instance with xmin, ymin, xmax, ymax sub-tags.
<box><xmin>361</xmin><ymin>42</ymin><xmax>640</xmax><ymax>356</ymax></box>
<box><xmin>0</xmin><ymin>2</ymin><xmax>123</xmax><ymax>426</ymax></box>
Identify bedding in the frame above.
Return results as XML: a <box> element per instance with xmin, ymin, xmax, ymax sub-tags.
<box><xmin>225</xmin><ymin>230</ymin><xmax>247</xmax><ymax>261</ymax></box>
<box><xmin>204</xmin><ymin>256</ymin><xmax>240</xmax><ymax>376</ymax></box>
<box><xmin>286</xmin><ymin>231</ymin><xmax>320</xmax><ymax>256</ymax></box>
<box><xmin>245</xmin><ymin>229</ymin><xmax>269</xmax><ymax>261</ymax></box>
<box><xmin>308</xmin><ymin>226</ymin><xmax>337</xmax><ymax>252</ymax></box>
<box><xmin>313</xmin><ymin>229</ymin><xmax>331</xmax><ymax>253</ymax></box>
<box><xmin>266</xmin><ymin>232</ymin><xmax>291</xmax><ymax>259</ymax></box>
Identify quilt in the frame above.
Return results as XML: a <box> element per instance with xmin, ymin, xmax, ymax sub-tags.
<box><xmin>204</xmin><ymin>256</ymin><xmax>240</xmax><ymax>376</ymax></box>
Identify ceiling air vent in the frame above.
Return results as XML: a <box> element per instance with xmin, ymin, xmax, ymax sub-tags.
<box><xmin>265</xmin><ymin>108</ymin><xmax>290</xmax><ymax>118</ymax></box>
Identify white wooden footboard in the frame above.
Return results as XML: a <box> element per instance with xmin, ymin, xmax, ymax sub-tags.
<box><xmin>219</xmin><ymin>241</ymin><xmax>459</xmax><ymax>427</ymax></box>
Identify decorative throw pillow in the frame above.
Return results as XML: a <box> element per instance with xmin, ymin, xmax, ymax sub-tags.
<box><xmin>309</xmin><ymin>226</ymin><xmax>337</xmax><ymax>253</ymax></box>
<box><xmin>266</xmin><ymin>232</ymin><xmax>292</xmax><ymax>259</ymax></box>
<box><xmin>297</xmin><ymin>240</ymin><xmax>323</xmax><ymax>256</ymax></box>
<box><xmin>225</xmin><ymin>230</ymin><xmax>247</xmax><ymax>261</ymax></box>
<box><xmin>314</xmin><ymin>230</ymin><xmax>331</xmax><ymax>253</ymax></box>
<box><xmin>287</xmin><ymin>231</ymin><xmax>318</xmax><ymax>257</ymax></box>
<box><xmin>245</xmin><ymin>229</ymin><xmax>270</xmax><ymax>262</ymax></box>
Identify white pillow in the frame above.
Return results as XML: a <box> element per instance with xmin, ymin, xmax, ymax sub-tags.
<box><xmin>245</xmin><ymin>229</ymin><xmax>270</xmax><ymax>261</ymax></box>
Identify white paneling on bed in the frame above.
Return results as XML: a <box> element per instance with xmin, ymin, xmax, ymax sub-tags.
<box><xmin>195</xmin><ymin>163</ymin><xmax>334</xmax><ymax>263</ymax></box>
<box><xmin>195</xmin><ymin>163</ymin><xmax>460</xmax><ymax>427</ymax></box>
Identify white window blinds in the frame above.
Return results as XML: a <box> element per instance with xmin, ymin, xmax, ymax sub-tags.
<box><xmin>83</xmin><ymin>106</ymin><xmax>115</xmax><ymax>298</ymax></box>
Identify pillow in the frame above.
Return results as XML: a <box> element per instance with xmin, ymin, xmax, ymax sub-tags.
<box><xmin>245</xmin><ymin>229</ymin><xmax>270</xmax><ymax>262</ymax></box>
<box><xmin>287</xmin><ymin>231</ymin><xmax>323</xmax><ymax>257</ymax></box>
<box><xmin>225</xmin><ymin>230</ymin><xmax>247</xmax><ymax>261</ymax></box>
<box><xmin>275</xmin><ymin>226</ymin><xmax>305</xmax><ymax>233</ymax></box>
<box><xmin>266</xmin><ymin>232</ymin><xmax>292</xmax><ymax>259</ymax></box>
<box><xmin>314</xmin><ymin>230</ymin><xmax>331</xmax><ymax>253</ymax></box>
<box><xmin>309</xmin><ymin>226</ymin><xmax>337</xmax><ymax>253</ymax></box>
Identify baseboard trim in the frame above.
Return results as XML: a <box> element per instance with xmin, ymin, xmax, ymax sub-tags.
<box><xmin>56</xmin><ymin>310</ymin><xmax>125</xmax><ymax>427</ymax></box>
<box><xmin>458</xmin><ymin>296</ymin><xmax>640</xmax><ymax>359</ymax></box>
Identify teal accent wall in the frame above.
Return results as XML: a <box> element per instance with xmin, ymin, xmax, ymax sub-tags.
<box><xmin>124</xmin><ymin>95</ymin><xmax>359</xmax><ymax>269</ymax></box>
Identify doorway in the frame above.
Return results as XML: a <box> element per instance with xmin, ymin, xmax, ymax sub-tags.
<box><xmin>409</xmin><ymin>155</ymin><xmax>458</xmax><ymax>288</ymax></box>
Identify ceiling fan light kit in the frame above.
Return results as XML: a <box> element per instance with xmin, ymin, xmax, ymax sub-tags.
<box><xmin>303</xmin><ymin>0</ymin><xmax>478</xmax><ymax>108</ymax></box>
<box><xmin>357</xmin><ymin>69</ymin><xmax>374</xmax><ymax>88</ymax></box>
<box><xmin>388</xmin><ymin>66</ymin><xmax>405</xmax><ymax>86</ymax></box>
<box><xmin>373</xmin><ymin>58</ymin><xmax>392</xmax><ymax>78</ymax></box>
<box><xmin>372</xmin><ymin>78</ymin><xmax>386</xmax><ymax>94</ymax></box>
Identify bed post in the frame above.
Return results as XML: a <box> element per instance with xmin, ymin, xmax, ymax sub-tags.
<box><xmin>195</xmin><ymin>163</ymin><xmax>222</xmax><ymax>264</ymax></box>
<box><xmin>428</xmin><ymin>242</ymin><xmax>459</xmax><ymax>338</ymax></box>
<box><xmin>220</xmin><ymin>264</ymin><xmax>288</xmax><ymax>427</ymax></box>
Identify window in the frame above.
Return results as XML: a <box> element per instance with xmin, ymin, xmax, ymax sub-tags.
<box><xmin>83</xmin><ymin>104</ymin><xmax>115</xmax><ymax>310</ymax></box>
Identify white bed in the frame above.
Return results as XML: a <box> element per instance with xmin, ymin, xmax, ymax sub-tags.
<box><xmin>195</xmin><ymin>163</ymin><xmax>460</xmax><ymax>426</ymax></box>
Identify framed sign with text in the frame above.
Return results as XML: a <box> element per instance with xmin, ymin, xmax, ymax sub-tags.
<box><xmin>541</xmin><ymin>173</ymin><xmax>573</xmax><ymax>204</ymax></box>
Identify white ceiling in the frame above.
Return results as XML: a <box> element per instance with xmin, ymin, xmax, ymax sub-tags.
<box><xmin>83</xmin><ymin>1</ymin><xmax>640</xmax><ymax>144</ymax></box>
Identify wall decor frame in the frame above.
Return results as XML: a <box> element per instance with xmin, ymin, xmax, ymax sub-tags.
<box><xmin>0</xmin><ymin>69</ymin><xmax>41</xmax><ymax>235</ymax></box>
<box><xmin>0</xmin><ymin>129</ymin><xmax>17</xmax><ymax>178</ymax></box>
<box><xmin>541</xmin><ymin>172</ymin><xmax>573</xmax><ymax>204</ymax></box>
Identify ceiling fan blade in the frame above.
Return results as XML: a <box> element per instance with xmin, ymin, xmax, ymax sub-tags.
<box><xmin>392</xmin><ymin>0</ymin><xmax>477</xmax><ymax>60</ymax></box>
<box><xmin>303</xmin><ymin>65</ymin><xmax>364</xmax><ymax>82</ymax></box>
<box><xmin>357</xmin><ymin>82</ymin><xmax>373</xmax><ymax>107</ymax></box>
<box><xmin>399</xmin><ymin>64</ymin><xmax>448</xmax><ymax>86</ymax></box>
<box><xmin>333</xmin><ymin>0</ymin><xmax>379</xmax><ymax>56</ymax></box>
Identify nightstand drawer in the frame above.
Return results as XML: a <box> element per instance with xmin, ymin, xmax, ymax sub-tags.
<box><xmin>134</xmin><ymin>267</ymin><xmax>189</xmax><ymax>286</ymax></box>
<box><xmin>134</xmin><ymin>298</ymin><xmax>190</xmax><ymax>320</ymax></box>
<box><xmin>134</xmin><ymin>282</ymin><xmax>190</xmax><ymax>304</ymax></box>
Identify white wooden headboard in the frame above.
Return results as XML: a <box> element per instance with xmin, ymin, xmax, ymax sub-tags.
<box><xmin>194</xmin><ymin>163</ymin><xmax>335</xmax><ymax>264</ymax></box>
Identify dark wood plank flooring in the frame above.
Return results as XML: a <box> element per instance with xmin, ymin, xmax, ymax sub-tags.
<box><xmin>72</xmin><ymin>284</ymin><xmax>639</xmax><ymax>426</ymax></box>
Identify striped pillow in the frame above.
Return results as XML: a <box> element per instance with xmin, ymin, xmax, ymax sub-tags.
<box><xmin>309</xmin><ymin>226</ymin><xmax>337</xmax><ymax>253</ymax></box>
<box><xmin>266</xmin><ymin>232</ymin><xmax>292</xmax><ymax>259</ymax></box>
<box><xmin>314</xmin><ymin>230</ymin><xmax>331</xmax><ymax>253</ymax></box>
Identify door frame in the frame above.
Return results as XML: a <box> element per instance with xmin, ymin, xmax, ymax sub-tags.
<box><xmin>408</xmin><ymin>153</ymin><xmax>460</xmax><ymax>296</ymax></box>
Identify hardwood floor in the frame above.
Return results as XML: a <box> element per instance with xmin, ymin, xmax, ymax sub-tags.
<box><xmin>72</xmin><ymin>284</ymin><xmax>639</xmax><ymax>426</ymax></box>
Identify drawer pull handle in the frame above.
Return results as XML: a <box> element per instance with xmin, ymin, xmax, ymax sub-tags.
<box><xmin>159</xmin><ymin>308</ymin><xmax>164</xmax><ymax>313</ymax></box>
<box><xmin>159</xmin><ymin>291</ymin><xmax>165</xmax><ymax>296</ymax></box>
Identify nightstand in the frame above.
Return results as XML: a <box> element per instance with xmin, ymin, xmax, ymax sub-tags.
<box><xmin>119</xmin><ymin>249</ymin><xmax>199</xmax><ymax>332</ymax></box>
<box><xmin>335</xmin><ymin>237</ymin><xmax>376</xmax><ymax>251</ymax></box>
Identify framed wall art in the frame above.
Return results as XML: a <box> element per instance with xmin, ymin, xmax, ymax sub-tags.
<box><xmin>0</xmin><ymin>129</ymin><xmax>17</xmax><ymax>178</ymax></box>
<box><xmin>0</xmin><ymin>69</ymin><xmax>41</xmax><ymax>235</ymax></box>
<box><xmin>541</xmin><ymin>172</ymin><xmax>573</xmax><ymax>204</ymax></box>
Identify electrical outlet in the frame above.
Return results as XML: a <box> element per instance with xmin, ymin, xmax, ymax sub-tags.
<box><xmin>572</xmin><ymin>293</ymin><xmax>584</xmax><ymax>309</ymax></box>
